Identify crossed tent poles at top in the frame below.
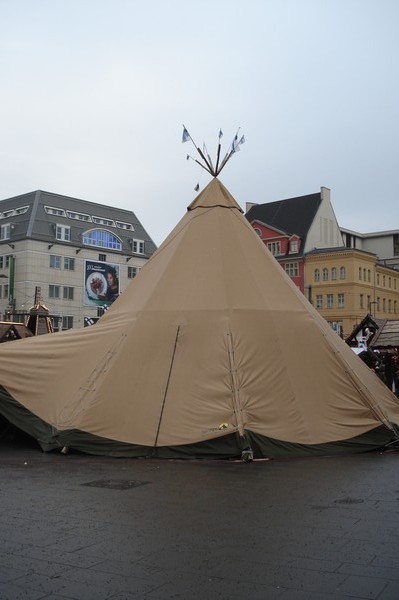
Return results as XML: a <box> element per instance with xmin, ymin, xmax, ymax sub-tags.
<box><xmin>182</xmin><ymin>126</ymin><xmax>245</xmax><ymax>189</ymax></box>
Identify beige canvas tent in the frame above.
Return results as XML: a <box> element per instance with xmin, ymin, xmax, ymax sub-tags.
<box><xmin>0</xmin><ymin>178</ymin><xmax>399</xmax><ymax>458</ymax></box>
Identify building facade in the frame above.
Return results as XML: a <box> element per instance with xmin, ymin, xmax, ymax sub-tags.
<box><xmin>0</xmin><ymin>190</ymin><xmax>157</xmax><ymax>329</ymax></box>
<box><xmin>246</xmin><ymin>187</ymin><xmax>343</xmax><ymax>293</ymax></box>
<box><xmin>246</xmin><ymin>188</ymin><xmax>399</xmax><ymax>338</ymax></box>
<box><xmin>341</xmin><ymin>227</ymin><xmax>399</xmax><ymax>271</ymax></box>
<box><xmin>305</xmin><ymin>248</ymin><xmax>399</xmax><ymax>337</ymax></box>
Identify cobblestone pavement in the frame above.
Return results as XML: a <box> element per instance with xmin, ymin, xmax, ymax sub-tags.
<box><xmin>1</xmin><ymin>436</ymin><xmax>399</xmax><ymax>600</ymax></box>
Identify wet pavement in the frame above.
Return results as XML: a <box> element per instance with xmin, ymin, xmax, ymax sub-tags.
<box><xmin>1</xmin><ymin>436</ymin><xmax>399</xmax><ymax>600</ymax></box>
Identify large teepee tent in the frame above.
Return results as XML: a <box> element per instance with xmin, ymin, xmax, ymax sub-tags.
<box><xmin>0</xmin><ymin>178</ymin><xmax>398</xmax><ymax>458</ymax></box>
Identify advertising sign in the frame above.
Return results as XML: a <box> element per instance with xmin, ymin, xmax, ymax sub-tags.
<box><xmin>84</xmin><ymin>260</ymin><xmax>120</xmax><ymax>307</ymax></box>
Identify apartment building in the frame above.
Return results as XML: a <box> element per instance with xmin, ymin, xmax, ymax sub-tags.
<box><xmin>0</xmin><ymin>190</ymin><xmax>157</xmax><ymax>329</ymax></box>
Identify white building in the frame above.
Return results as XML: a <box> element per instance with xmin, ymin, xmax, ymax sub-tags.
<box><xmin>341</xmin><ymin>228</ymin><xmax>399</xmax><ymax>271</ymax></box>
<box><xmin>0</xmin><ymin>190</ymin><xmax>157</xmax><ymax>329</ymax></box>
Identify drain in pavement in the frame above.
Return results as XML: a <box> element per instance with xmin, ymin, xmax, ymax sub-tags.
<box><xmin>81</xmin><ymin>479</ymin><xmax>151</xmax><ymax>490</ymax></box>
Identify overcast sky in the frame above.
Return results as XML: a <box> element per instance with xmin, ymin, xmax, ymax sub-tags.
<box><xmin>1</xmin><ymin>0</ymin><xmax>398</xmax><ymax>245</ymax></box>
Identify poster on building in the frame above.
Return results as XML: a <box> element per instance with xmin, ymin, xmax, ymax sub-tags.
<box><xmin>84</xmin><ymin>260</ymin><xmax>120</xmax><ymax>307</ymax></box>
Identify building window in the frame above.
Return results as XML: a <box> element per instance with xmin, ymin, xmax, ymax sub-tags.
<box><xmin>66</xmin><ymin>210</ymin><xmax>91</xmax><ymax>222</ymax></box>
<box><xmin>45</xmin><ymin>206</ymin><xmax>66</xmax><ymax>217</ymax></box>
<box><xmin>92</xmin><ymin>216</ymin><xmax>115</xmax><ymax>227</ymax></box>
<box><xmin>128</xmin><ymin>266</ymin><xmax>140</xmax><ymax>279</ymax></box>
<box><xmin>116</xmin><ymin>221</ymin><xmax>134</xmax><ymax>231</ymax></box>
<box><xmin>359</xmin><ymin>267</ymin><xmax>362</xmax><ymax>280</ymax></box>
<box><xmin>0</xmin><ymin>257</ymin><xmax>3</xmax><ymax>269</ymax></box>
<box><xmin>394</xmin><ymin>300</ymin><xmax>397</xmax><ymax>314</ymax></box>
<box><xmin>388</xmin><ymin>299</ymin><xmax>392</xmax><ymax>313</ymax></box>
<box><xmin>49</xmin><ymin>285</ymin><xmax>60</xmax><ymax>299</ymax></box>
<box><xmin>316</xmin><ymin>295</ymin><xmax>323</xmax><ymax>309</ymax></box>
<box><xmin>132</xmin><ymin>239</ymin><xmax>145</xmax><ymax>254</ymax></box>
<box><xmin>82</xmin><ymin>229</ymin><xmax>122</xmax><ymax>250</ymax></box>
<box><xmin>4</xmin><ymin>284</ymin><xmax>8</xmax><ymax>298</ymax></box>
<box><xmin>377</xmin><ymin>274</ymin><xmax>380</xmax><ymax>285</ymax></box>
<box><xmin>331</xmin><ymin>267</ymin><xmax>337</xmax><ymax>281</ymax></box>
<box><xmin>64</xmin><ymin>257</ymin><xmax>75</xmax><ymax>270</ymax></box>
<box><xmin>314</xmin><ymin>269</ymin><xmax>320</xmax><ymax>282</ymax></box>
<box><xmin>368</xmin><ymin>270</ymin><xmax>371</xmax><ymax>282</ymax></box>
<box><xmin>338</xmin><ymin>293</ymin><xmax>345</xmax><ymax>308</ymax></box>
<box><xmin>383</xmin><ymin>298</ymin><xmax>386</xmax><ymax>312</ymax></box>
<box><xmin>253</xmin><ymin>227</ymin><xmax>262</xmax><ymax>237</ymax></box>
<box><xmin>383</xmin><ymin>276</ymin><xmax>386</xmax><ymax>286</ymax></box>
<box><xmin>331</xmin><ymin>321</ymin><xmax>343</xmax><ymax>335</ymax></box>
<box><xmin>49</xmin><ymin>255</ymin><xmax>61</xmax><ymax>269</ymax></box>
<box><xmin>322</xmin><ymin>268</ymin><xmax>328</xmax><ymax>281</ymax></box>
<box><xmin>99</xmin><ymin>253</ymin><xmax>106</xmax><ymax>262</ymax></box>
<box><xmin>377</xmin><ymin>297</ymin><xmax>380</xmax><ymax>311</ymax></box>
<box><xmin>360</xmin><ymin>294</ymin><xmax>364</xmax><ymax>309</ymax></box>
<box><xmin>327</xmin><ymin>294</ymin><xmax>333</xmax><ymax>308</ymax></box>
<box><xmin>62</xmin><ymin>316</ymin><xmax>74</xmax><ymax>330</ymax></box>
<box><xmin>267</xmin><ymin>241</ymin><xmax>281</xmax><ymax>256</ymax></box>
<box><xmin>340</xmin><ymin>267</ymin><xmax>346</xmax><ymax>280</ymax></box>
<box><xmin>394</xmin><ymin>234</ymin><xmax>399</xmax><ymax>256</ymax></box>
<box><xmin>56</xmin><ymin>225</ymin><xmax>71</xmax><ymax>242</ymax></box>
<box><xmin>289</xmin><ymin>239</ymin><xmax>298</xmax><ymax>253</ymax></box>
<box><xmin>63</xmin><ymin>286</ymin><xmax>74</xmax><ymax>300</ymax></box>
<box><xmin>285</xmin><ymin>262</ymin><xmax>299</xmax><ymax>277</ymax></box>
<box><xmin>367</xmin><ymin>295</ymin><xmax>371</xmax><ymax>310</ymax></box>
<box><xmin>0</xmin><ymin>223</ymin><xmax>11</xmax><ymax>240</ymax></box>
<box><xmin>363</xmin><ymin>268</ymin><xmax>366</xmax><ymax>281</ymax></box>
<box><xmin>6</xmin><ymin>205</ymin><xmax>29</xmax><ymax>217</ymax></box>
<box><xmin>389</xmin><ymin>277</ymin><xmax>391</xmax><ymax>288</ymax></box>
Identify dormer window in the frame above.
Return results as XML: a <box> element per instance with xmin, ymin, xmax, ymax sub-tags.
<box><xmin>116</xmin><ymin>221</ymin><xmax>134</xmax><ymax>231</ymax></box>
<box><xmin>0</xmin><ymin>223</ymin><xmax>11</xmax><ymax>240</ymax></box>
<box><xmin>66</xmin><ymin>210</ymin><xmax>91</xmax><ymax>222</ymax></box>
<box><xmin>56</xmin><ymin>224</ymin><xmax>71</xmax><ymax>242</ymax></box>
<box><xmin>45</xmin><ymin>206</ymin><xmax>66</xmax><ymax>217</ymax></box>
<box><xmin>289</xmin><ymin>239</ymin><xmax>298</xmax><ymax>253</ymax></box>
<box><xmin>267</xmin><ymin>241</ymin><xmax>281</xmax><ymax>256</ymax></box>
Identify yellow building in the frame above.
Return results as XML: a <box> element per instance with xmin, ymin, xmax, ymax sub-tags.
<box><xmin>305</xmin><ymin>248</ymin><xmax>399</xmax><ymax>338</ymax></box>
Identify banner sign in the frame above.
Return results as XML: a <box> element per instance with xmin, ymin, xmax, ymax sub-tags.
<box><xmin>84</xmin><ymin>260</ymin><xmax>120</xmax><ymax>307</ymax></box>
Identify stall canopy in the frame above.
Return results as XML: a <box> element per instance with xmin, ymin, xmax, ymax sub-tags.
<box><xmin>0</xmin><ymin>178</ymin><xmax>398</xmax><ymax>458</ymax></box>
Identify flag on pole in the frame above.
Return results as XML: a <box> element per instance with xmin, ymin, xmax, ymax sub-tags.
<box><xmin>232</xmin><ymin>134</ymin><xmax>245</xmax><ymax>153</ymax></box>
<box><xmin>182</xmin><ymin>127</ymin><xmax>190</xmax><ymax>143</ymax></box>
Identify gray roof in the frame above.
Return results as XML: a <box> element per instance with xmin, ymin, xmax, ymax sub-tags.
<box><xmin>371</xmin><ymin>319</ymin><xmax>399</xmax><ymax>348</ymax></box>
<box><xmin>245</xmin><ymin>192</ymin><xmax>322</xmax><ymax>241</ymax></box>
<box><xmin>346</xmin><ymin>315</ymin><xmax>399</xmax><ymax>349</ymax></box>
<box><xmin>0</xmin><ymin>190</ymin><xmax>157</xmax><ymax>258</ymax></box>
